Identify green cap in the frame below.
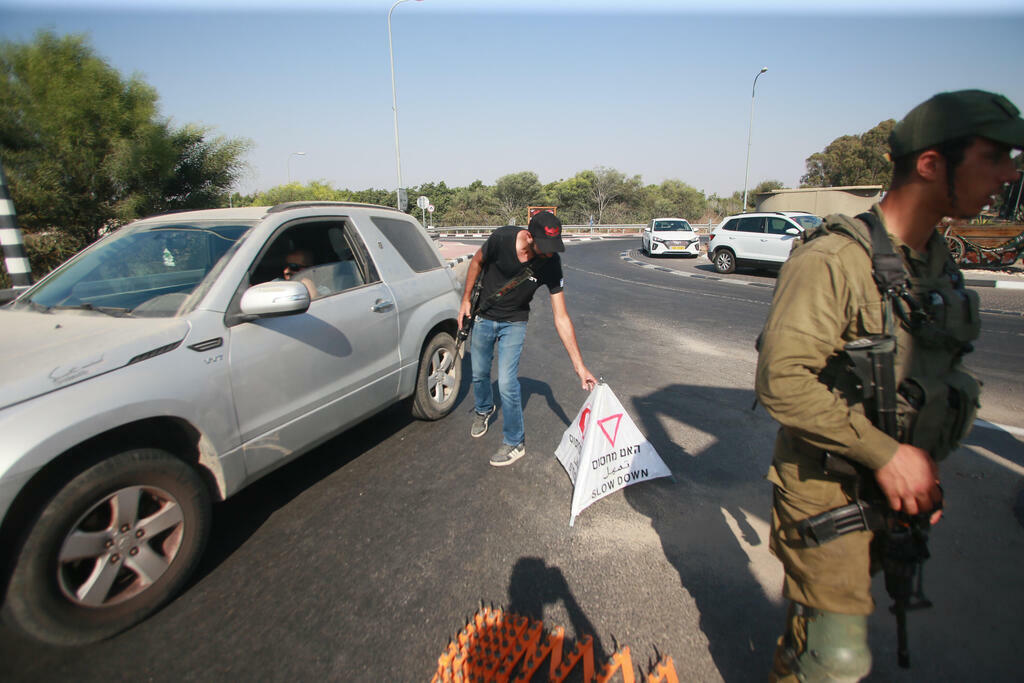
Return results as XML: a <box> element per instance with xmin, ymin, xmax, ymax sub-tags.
<box><xmin>889</xmin><ymin>89</ymin><xmax>1024</xmax><ymax>157</ymax></box>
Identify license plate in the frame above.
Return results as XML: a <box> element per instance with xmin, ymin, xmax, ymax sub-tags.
<box><xmin>670</xmin><ymin>246</ymin><xmax>686</xmax><ymax>250</ymax></box>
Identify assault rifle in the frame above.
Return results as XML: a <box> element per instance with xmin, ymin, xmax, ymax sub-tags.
<box><xmin>796</xmin><ymin>336</ymin><xmax>935</xmax><ymax>669</ymax></box>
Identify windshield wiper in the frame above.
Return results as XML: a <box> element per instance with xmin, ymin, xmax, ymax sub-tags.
<box><xmin>53</xmin><ymin>303</ymin><xmax>133</xmax><ymax>318</ymax></box>
<box><xmin>16</xmin><ymin>300</ymin><xmax>52</xmax><ymax>313</ymax></box>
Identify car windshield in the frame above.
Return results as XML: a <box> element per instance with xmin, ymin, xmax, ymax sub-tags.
<box><xmin>790</xmin><ymin>215</ymin><xmax>823</xmax><ymax>230</ymax></box>
<box><xmin>15</xmin><ymin>222</ymin><xmax>253</xmax><ymax>317</ymax></box>
<box><xmin>653</xmin><ymin>220</ymin><xmax>692</xmax><ymax>232</ymax></box>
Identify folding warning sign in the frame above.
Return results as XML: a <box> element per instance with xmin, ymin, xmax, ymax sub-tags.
<box><xmin>554</xmin><ymin>383</ymin><xmax>672</xmax><ymax>526</ymax></box>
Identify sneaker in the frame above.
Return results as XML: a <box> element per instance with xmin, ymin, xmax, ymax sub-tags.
<box><xmin>471</xmin><ymin>405</ymin><xmax>496</xmax><ymax>438</ymax></box>
<box><xmin>489</xmin><ymin>442</ymin><xmax>526</xmax><ymax>467</ymax></box>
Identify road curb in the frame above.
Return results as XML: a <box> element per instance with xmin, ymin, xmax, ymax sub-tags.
<box><xmin>963</xmin><ymin>278</ymin><xmax>1024</xmax><ymax>289</ymax></box>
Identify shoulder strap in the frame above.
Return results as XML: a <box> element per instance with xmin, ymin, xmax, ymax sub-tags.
<box><xmin>473</xmin><ymin>265</ymin><xmax>535</xmax><ymax>317</ymax></box>
<box><xmin>854</xmin><ymin>211</ymin><xmax>911</xmax><ymax>300</ymax></box>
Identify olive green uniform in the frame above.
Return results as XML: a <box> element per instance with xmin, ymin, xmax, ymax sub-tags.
<box><xmin>755</xmin><ymin>204</ymin><xmax>980</xmax><ymax>615</ymax></box>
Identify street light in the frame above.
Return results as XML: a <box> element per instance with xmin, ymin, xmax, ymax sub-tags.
<box><xmin>388</xmin><ymin>0</ymin><xmax>423</xmax><ymax>210</ymax></box>
<box><xmin>742</xmin><ymin>66</ymin><xmax>768</xmax><ymax>213</ymax></box>
<box><xmin>287</xmin><ymin>151</ymin><xmax>305</xmax><ymax>184</ymax></box>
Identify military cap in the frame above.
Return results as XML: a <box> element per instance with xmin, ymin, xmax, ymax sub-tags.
<box><xmin>889</xmin><ymin>89</ymin><xmax>1024</xmax><ymax>157</ymax></box>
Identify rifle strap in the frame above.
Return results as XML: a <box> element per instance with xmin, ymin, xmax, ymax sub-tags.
<box><xmin>473</xmin><ymin>265</ymin><xmax>535</xmax><ymax>319</ymax></box>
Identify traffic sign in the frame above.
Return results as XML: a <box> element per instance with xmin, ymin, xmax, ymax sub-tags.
<box><xmin>417</xmin><ymin>195</ymin><xmax>429</xmax><ymax>210</ymax></box>
<box><xmin>427</xmin><ymin>204</ymin><xmax>434</xmax><ymax>213</ymax></box>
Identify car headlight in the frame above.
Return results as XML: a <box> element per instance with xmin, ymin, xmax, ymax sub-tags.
<box><xmin>652</xmin><ymin>237</ymin><xmax>665</xmax><ymax>243</ymax></box>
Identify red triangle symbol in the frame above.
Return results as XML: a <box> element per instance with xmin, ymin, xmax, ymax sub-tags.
<box><xmin>598</xmin><ymin>414</ymin><xmax>623</xmax><ymax>447</ymax></box>
<box><xmin>579</xmin><ymin>408</ymin><xmax>591</xmax><ymax>439</ymax></box>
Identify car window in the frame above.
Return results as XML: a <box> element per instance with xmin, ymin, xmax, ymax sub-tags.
<box><xmin>721</xmin><ymin>219</ymin><xmax>738</xmax><ymax>231</ymax></box>
<box><xmin>791</xmin><ymin>215</ymin><xmax>823</xmax><ymax>230</ymax></box>
<box><xmin>765</xmin><ymin>217</ymin><xmax>794</xmax><ymax>235</ymax></box>
<box><xmin>653</xmin><ymin>220</ymin><xmax>692</xmax><ymax>232</ymax></box>
<box><xmin>250</xmin><ymin>220</ymin><xmax>372</xmax><ymax>300</ymax></box>
<box><xmin>371</xmin><ymin>216</ymin><xmax>442</xmax><ymax>273</ymax></box>
<box><xmin>736</xmin><ymin>216</ymin><xmax>765</xmax><ymax>233</ymax></box>
<box><xmin>20</xmin><ymin>224</ymin><xmax>251</xmax><ymax>316</ymax></box>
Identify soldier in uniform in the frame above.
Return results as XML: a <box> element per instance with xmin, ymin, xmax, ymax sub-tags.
<box><xmin>756</xmin><ymin>90</ymin><xmax>1024</xmax><ymax>681</ymax></box>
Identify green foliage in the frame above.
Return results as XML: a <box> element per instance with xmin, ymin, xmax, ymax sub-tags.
<box><xmin>801</xmin><ymin>120</ymin><xmax>895</xmax><ymax>189</ymax></box>
<box><xmin>0</xmin><ymin>30</ymin><xmax>249</xmax><ymax>247</ymax></box>
<box><xmin>494</xmin><ymin>171</ymin><xmax>543</xmax><ymax>224</ymax></box>
<box><xmin>0</xmin><ymin>230</ymin><xmax>83</xmax><ymax>288</ymax></box>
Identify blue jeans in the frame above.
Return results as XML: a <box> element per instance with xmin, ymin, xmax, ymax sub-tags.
<box><xmin>470</xmin><ymin>317</ymin><xmax>528</xmax><ymax>446</ymax></box>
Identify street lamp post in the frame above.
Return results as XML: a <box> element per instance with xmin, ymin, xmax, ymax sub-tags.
<box><xmin>388</xmin><ymin>0</ymin><xmax>423</xmax><ymax>210</ymax></box>
<box><xmin>742</xmin><ymin>67</ymin><xmax>768</xmax><ymax>213</ymax></box>
<box><xmin>287</xmin><ymin>151</ymin><xmax>305</xmax><ymax>184</ymax></box>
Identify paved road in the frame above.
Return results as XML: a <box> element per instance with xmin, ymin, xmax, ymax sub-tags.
<box><xmin>3</xmin><ymin>238</ymin><xmax>1021</xmax><ymax>681</ymax></box>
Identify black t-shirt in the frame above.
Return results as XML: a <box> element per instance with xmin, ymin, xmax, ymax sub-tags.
<box><xmin>477</xmin><ymin>226</ymin><xmax>564</xmax><ymax>323</ymax></box>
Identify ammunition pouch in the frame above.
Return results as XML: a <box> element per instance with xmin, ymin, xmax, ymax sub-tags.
<box><xmin>897</xmin><ymin>369</ymin><xmax>980</xmax><ymax>461</ymax></box>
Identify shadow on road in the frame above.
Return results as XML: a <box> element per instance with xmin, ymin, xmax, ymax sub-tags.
<box><xmin>506</xmin><ymin>556</ymin><xmax>609</xmax><ymax>664</ymax></box>
<box><xmin>623</xmin><ymin>383</ymin><xmax>782</xmax><ymax>682</ymax></box>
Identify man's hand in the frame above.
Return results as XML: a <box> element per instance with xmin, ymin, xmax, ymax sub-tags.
<box><xmin>875</xmin><ymin>444</ymin><xmax>943</xmax><ymax>522</ymax></box>
<box><xmin>577</xmin><ymin>366</ymin><xmax>597</xmax><ymax>391</ymax></box>
<box><xmin>457</xmin><ymin>299</ymin><xmax>472</xmax><ymax>330</ymax></box>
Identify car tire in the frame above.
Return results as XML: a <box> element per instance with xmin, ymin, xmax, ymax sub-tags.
<box><xmin>411</xmin><ymin>331</ymin><xmax>461</xmax><ymax>421</ymax></box>
<box><xmin>2</xmin><ymin>449</ymin><xmax>211</xmax><ymax>646</ymax></box>
<box><xmin>713</xmin><ymin>249</ymin><xmax>736</xmax><ymax>274</ymax></box>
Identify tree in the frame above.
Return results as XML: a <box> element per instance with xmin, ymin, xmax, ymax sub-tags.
<box><xmin>641</xmin><ymin>179</ymin><xmax>706</xmax><ymax>221</ymax></box>
<box><xmin>493</xmin><ymin>171</ymin><xmax>542</xmax><ymax>224</ymax></box>
<box><xmin>747</xmin><ymin>179</ymin><xmax>786</xmax><ymax>210</ymax></box>
<box><xmin>446</xmin><ymin>180</ymin><xmax>499</xmax><ymax>226</ymax></box>
<box><xmin>800</xmin><ymin>120</ymin><xmax>895</xmax><ymax>189</ymax></box>
<box><xmin>544</xmin><ymin>171</ymin><xmax>596</xmax><ymax>225</ymax></box>
<box><xmin>0</xmin><ymin>31</ymin><xmax>249</xmax><ymax>248</ymax></box>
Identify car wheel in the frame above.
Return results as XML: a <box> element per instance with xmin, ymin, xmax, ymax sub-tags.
<box><xmin>713</xmin><ymin>249</ymin><xmax>736</xmax><ymax>274</ymax></box>
<box><xmin>411</xmin><ymin>331</ymin><xmax>461</xmax><ymax>420</ymax></box>
<box><xmin>640</xmin><ymin>240</ymin><xmax>648</xmax><ymax>256</ymax></box>
<box><xmin>2</xmin><ymin>449</ymin><xmax>211</xmax><ymax>646</ymax></box>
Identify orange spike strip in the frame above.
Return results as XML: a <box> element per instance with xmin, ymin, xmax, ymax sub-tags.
<box><xmin>510</xmin><ymin>623</ymin><xmax>555</xmax><ymax>683</ymax></box>
<box><xmin>646</xmin><ymin>657</ymin><xmax>679</xmax><ymax>683</ymax></box>
<box><xmin>494</xmin><ymin>614</ymin><xmax>532</xmax><ymax>683</ymax></box>
<box><xmin>596</xmin><ymin>646</ymin><xmax>635</xmax><ymax>683</ymax></box>
<box><xmin>548</xmin><ymin>632</ymin><xmax>595</xmax><ymax>682</ymax></box>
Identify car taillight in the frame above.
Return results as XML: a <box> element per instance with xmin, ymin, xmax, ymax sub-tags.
<box><xmin>709</xmin><ymin>234</ymin><xmax>716</xmax><ymax>241</ymax></box>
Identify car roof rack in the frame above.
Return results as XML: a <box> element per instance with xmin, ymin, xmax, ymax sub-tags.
<box><xmin>267</xmin><ymin>201</ymin><xmax>403</xmax><ymax>214</ymax></box>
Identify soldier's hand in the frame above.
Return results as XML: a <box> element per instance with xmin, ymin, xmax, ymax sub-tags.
<box><xmin>875</xmin><ymin>444</ymin><xmax>943</xmax><ymax>517</ymax></box>
<box><xmin>578</xmin><ymin>366</ymin><xmax>597</xmax><ymax>391</ymax></box>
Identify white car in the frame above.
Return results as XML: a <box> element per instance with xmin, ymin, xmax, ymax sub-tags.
<box><xmin>640</xmin><ymin>218</ymin><xmax>701</xmax><ymax>257</ymax></box>
<box><xmin>0</xmin><ymin>201</ymin><xmax>463</xmax><ymax>645</ymax></box>
<box><xmin>706</xmin><ymin>211</ymin><xmax>822</xmax><ymax>274</ymax></box>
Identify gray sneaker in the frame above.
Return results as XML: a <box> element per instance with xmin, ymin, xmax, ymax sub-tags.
<box><xmin>471</xmin><ymin>405</ymin><xmax>496</xmax><ymax>438</ymax></box>
<box><xmin>489</xmin><ymin>442</ymin><xmax>526</xmax><ymax>467</ymax></box>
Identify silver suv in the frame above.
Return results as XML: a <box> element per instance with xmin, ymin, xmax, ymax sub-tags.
<box><xmin>707</xmin><ymin>211</ymin><xmax>822</xmax><ymax>274</ymax></box>
<box><xmin>0</xmin><ymin>202</ymin><xmax>462</xmax><ymax>644</ymax></box>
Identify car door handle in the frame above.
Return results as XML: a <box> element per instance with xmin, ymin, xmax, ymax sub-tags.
<box><xmin>372</xmin><ymin>299</ymin><xmax>394</xmax><ymax>312</ymax></box>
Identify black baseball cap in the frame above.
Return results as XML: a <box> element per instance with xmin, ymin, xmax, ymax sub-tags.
<box><xmin>528</xmin><ymin>211</ymin><xmax>565</xmax><ymax>253</ymax></box>
<box><xmin>890</xmin><ymin>89</ymin><xmax>1024</xmax><ymax>157</ymax></box>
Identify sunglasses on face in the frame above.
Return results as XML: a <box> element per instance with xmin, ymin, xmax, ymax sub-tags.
<box><xmin>285</xmin><ymin>262</ymin><xmax>308</xmax><ymax>272</ymax></box>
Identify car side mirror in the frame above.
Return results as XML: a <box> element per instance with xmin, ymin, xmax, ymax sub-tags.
<box><xmin>786</xmin><ymin>227</ymin><xmax>801</xmax><ymax>236</ymax></box>
<box><xmin>239</xmin><ymin>281</ymin><xmax>310</xmax><ymax>319</ymax></box>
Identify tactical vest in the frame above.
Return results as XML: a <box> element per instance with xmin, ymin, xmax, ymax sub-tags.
<box><xmin>802</xmin><ymin>211</ymin><xmax>982</xmax><ymax>461</ymax></box>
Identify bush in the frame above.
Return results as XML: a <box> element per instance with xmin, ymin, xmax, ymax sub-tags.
<box><xmin>0</xmin><ymin>231</ymin><xmax>84</xmax><ymax>289</ymax></box>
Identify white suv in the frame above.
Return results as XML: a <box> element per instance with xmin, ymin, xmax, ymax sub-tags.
<box><xmin>0</xmin><ymin>202</ymin><xmax>462</xmax><ymax>644</ymax></box>
<box><xmin>706</xmin><ymin>211</ymin><xmax>822</xmax><ymax>274</ymax></box>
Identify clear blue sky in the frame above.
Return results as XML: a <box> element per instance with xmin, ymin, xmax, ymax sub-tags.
<box><xmin>2</xmin><ymin>1</ymin><xmax>1023</xmax><ymax>199</ymax></box>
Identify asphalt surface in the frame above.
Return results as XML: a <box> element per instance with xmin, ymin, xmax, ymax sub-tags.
<box><xmin>2</xmin><ymin>237</ymin><xmax>1022</xmax><ymax>681</ymax></box>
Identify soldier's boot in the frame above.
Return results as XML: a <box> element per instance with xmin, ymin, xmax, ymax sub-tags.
<box><xmin>769</xmin><ymin>602</ymin><xmax>872</xmax><ymax>683</ymax></box>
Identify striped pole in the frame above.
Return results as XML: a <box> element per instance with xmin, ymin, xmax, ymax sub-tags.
<box><xmin>0</xmin><ymin>160</ymin><xmax>33</xmax><ymax>288</ymax></box>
